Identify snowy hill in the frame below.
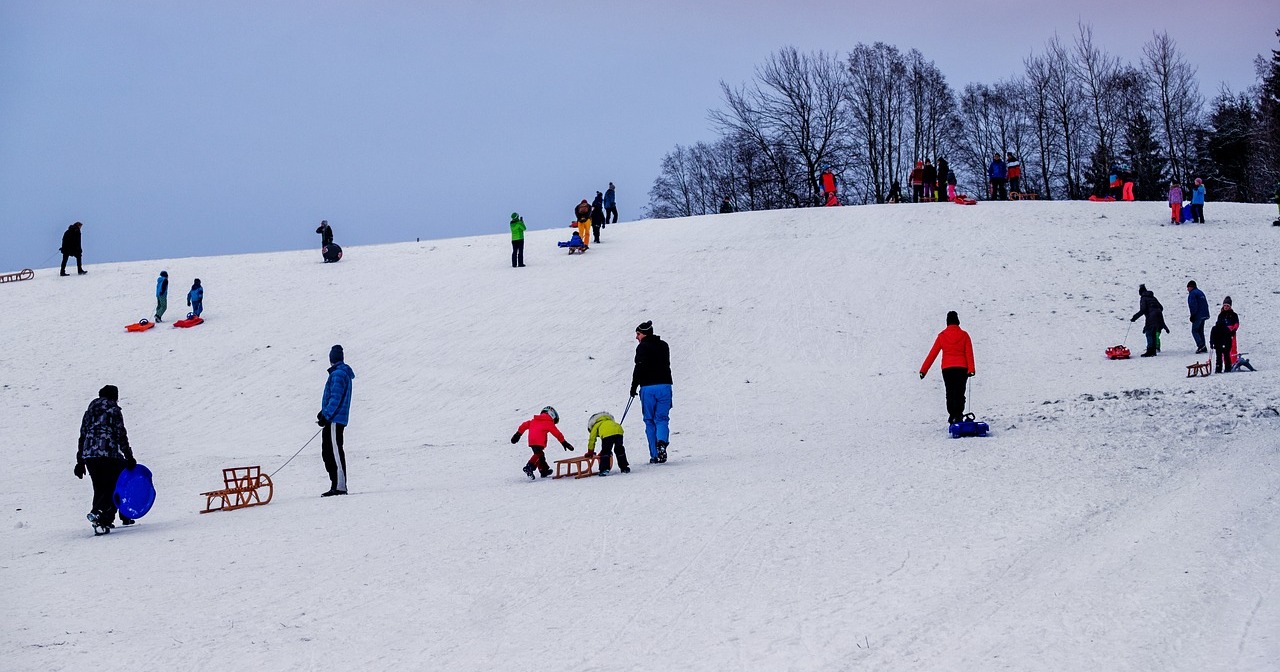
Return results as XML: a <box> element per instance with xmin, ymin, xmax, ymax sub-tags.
<box><xmin>4</xmin><ymin>201</ymin><xmax>1279</xmax><ymax>671</ymax></box>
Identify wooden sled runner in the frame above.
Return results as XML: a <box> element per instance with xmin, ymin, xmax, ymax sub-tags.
<box><xmin>554</xmin><ymin>453</ymin><xmax>598</xmax><ymax>479</ymax></box>
<box><xmin>200</xmin><ymin>466</ymin><xmax>273</xmax><ymax>513</ymax></box>
<box><xmin>1186</xmin><ymin>359</ymin><xmax>1211</xmax><ymax>378</ymax></box>
<box><xmin>1</xmin><ymin>268</ymin><xmax>34</xmax><ymax>284</ymax></box>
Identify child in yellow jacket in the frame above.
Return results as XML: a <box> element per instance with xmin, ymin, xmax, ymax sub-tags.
<box><xmin>587</xmin><ymin>412</ymin><xmax>628</xmax><ymax>475</ymax></box>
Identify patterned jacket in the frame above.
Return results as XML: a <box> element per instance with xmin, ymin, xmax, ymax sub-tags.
<box><xmin>78</xmin><ymin>397</ymin><xmax>133</xmax><ymax>462</ymax></box>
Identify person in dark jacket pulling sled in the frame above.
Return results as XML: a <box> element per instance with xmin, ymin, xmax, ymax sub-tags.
<box><xmin>75</xmin><ymin>385</ymin><xmax>138</xmax><ymax>529</ymax></box>
<box><xmin>155</xmin><ymin>271</ymin><xmax>169</xmax><ymax>323</ymax></box>
<box><xmin>317</xmin><ymin>345</ymin><xmax>355</xmax><ymax>496</ymax></box>
<box><xmin>631</xmin><ymin>321</ymin><xmax>673</xmax><ymax>464</ymax></box>
<box><xmin>60</xmin><ymin>221</ymin><xmax>87</xmax><ymax>276</ymax></box>
<box><xmin>1130</xmin><ymin>284</ymin><xmax>1169</xmax><ymax>357</ymax></box>
<box><xmin>1186</xmin><ymin>280</ymin><xmax>1210</xmax><ymax>354</ymax></box>
<box><xmin>919</xmin><ymin>311</ymin><xmax>976</xmax><ymax>424</ymax></box>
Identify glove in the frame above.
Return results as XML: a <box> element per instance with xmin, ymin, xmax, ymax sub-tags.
<box><xmin>125</xmin><ymin>456</ymin><xmax>137</xmax><ymax>469</ymax></box>
<box><xmin>74</xmin><ymin>462</ymin><xmax>85</xmax><ymax>479</ymax></box>
<box><xmin>561</xmin><ymin>441</ymin><xmax>575</xmax><ymax>452</ymax></box>
<box><xmin>918</xmin><ymin>372</ymin><xmax>925</xmax><ymax>379</ymax></box>
<box><xmin>1130</xmin><ymin>316</ymin><xmax>1137</xmax><ymax>322</ymax></box>
<box><xmin>629</xmin><ymin>387</ymin><xmax>638</xmax><ymax>398</ymax></box>
<box><xmin>510</xmin><ymin>432</ymin><xmax>522</xmax><ymax>444</ymax></box>
<box><xmin>316</xmin><ymin>411</ymin><xmax>327</xmax><ymax>426</ymax></box>
<box><xmin>968</xmin><ymin>372</ymin><xmax>976</xmax><ymax>377</ymax></box>
<box><xmin>585</xmin><ymin>450</ymin><xmax>595</xmax><ymax>459</ymax></box>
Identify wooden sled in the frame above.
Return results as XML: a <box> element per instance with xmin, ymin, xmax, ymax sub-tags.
<box><xmin>1</xmin><ymin>268</ymin><xmax>34</xmax><ymax>284</ymax></box>
<box><xmin>200</xmin><ymin>466</ymin><xmax>273</xmax><ymax>513</ymax></box>
<box><xmin>1186</xmin><ymin>359</ymin><xmax>1211</xmax><ymax>378</ymax></box>
<box><xmin>1009</xmin><ymin>191</ymin><xmax>1038</xmax><ymax>200</ymax></box>
<box><xmin>553</xmin><ymin>453</ymin><xmax>598</xmax><ymax>479</ymax></box>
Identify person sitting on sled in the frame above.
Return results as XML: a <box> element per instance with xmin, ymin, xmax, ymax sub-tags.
<box><xmin>587</xmin><ymin>411</ymin><xmax>628</xmax><ymax>476</ymax></box>
<box><xmin>559</xmin><ymin>230</ymin><xmax>586</xmax><ymax>250</ymax></box>
<box><xmin>511</xmin><ymin>406</ymin><xmax>574</xmax><ymax>479</ymax></box>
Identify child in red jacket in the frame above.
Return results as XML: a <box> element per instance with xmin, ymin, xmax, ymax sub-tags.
<box><xmin>510</xmin><ymin>406</ymin><xmax>575</xmax><ymax>480</ymax></box>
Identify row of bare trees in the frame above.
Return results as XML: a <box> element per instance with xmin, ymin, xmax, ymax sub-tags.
<box><xmin>648</xmin><ymin>25</ymin><xmax>1280</xmax><ymax>217</ymax></box>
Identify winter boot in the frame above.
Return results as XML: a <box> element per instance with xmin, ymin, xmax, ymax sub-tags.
<box><xmin>620</xmin><ymin>466</ymin><xmax>631</xmax><ymax>473</ymax></box>
<box><xmin>598</xmin><ymin>469</ymin><xmax>610</xmax><ymax>477</ymax></box>
<box><xmin>523</xmin><ymin>464</ymin><xmax>536</xmax><ymax>481</ymax></box>
<box><xmin>656</xmin><ymin>440</ymin><xmax>668</xmax><ymax>463</ymax></box>
<box><xmin>539</xmin><ymin>468</ymin><xmax>553</xmax><ymax>478</ymax></box>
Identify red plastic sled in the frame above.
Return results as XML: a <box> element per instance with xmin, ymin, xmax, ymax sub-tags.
<box><xmin>125</xmin><ymin>320</ymin><xmax>155</xmax><ymax>332</ymax></box>
<box><xmin>174</xmin><ymin>316</ymin><xmax>204</xmax><ymax>328</ymax></box>
<box><xmin>1105</xmin><ymin>345</ymin><xmax>1131</xmax><ymax>360</ymax></box>
<box><xmin>953</xmin><ymin>197</ymin><xmax>977</xmax><ymax>205</ymax></box>
<box><xmin>1088</xmin><ymin>195</ymin><xmax>1117</xmax><ymax>202</ymax></box>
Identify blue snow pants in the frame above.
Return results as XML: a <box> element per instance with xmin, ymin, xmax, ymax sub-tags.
<box><xmin>639</xmin><ymin>384</ymin><xmax>672</xmax><ymax>459</ymax></box>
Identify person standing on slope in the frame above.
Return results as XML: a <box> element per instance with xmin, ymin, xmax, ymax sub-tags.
<box><xmin>604</xmin><ymin>182</ymin><xmax>618</xmax><ymax>225</ymax></box>
<box><xmin>630</xmin><ymin>321</ymin><xmax>673</xmax><ymax>464</ymax></box>
<box><xmin>574</xmin><ymin>199</ymin><xmax>592</xmax><ymax>249</ymax></box>
<box><xmin>922</xmin><ymin>160</ymin><xmax>937</xmax><ymax>203</ymax></box>
<box><xmin>60</xmin><ymin>221</ymin><xmax>87</xmax><ymax>276</ymax></box>
<box><xmin>919</xmin><ymin>311</ymin><xmax>976</xmax><ymax>425</ymax></box>
<box><xmin>988</xmin><ymin>153</ymin><xmax>1007</xmax><ymax>201</ymax></box>
<box><xmin>587</xmin><ymin>411</ymin><xmax>628</xmax><ymax>476</ymax></box>
<box><xmin>154</xmin><ymin>271</ymin><xmax>168</xmax><ymax>323</ymax></box>
<box><xmin>509</xmin><ymin>212</ymin><xmax>526</xmax><ymax>268</ymax></box>
<box><xmin>1006</xmin><ymin>153</ymin><xmax>1022</xmax><ymax>195</ymax></box>
<box><xmin>591</xmin><ymin>191</ymin><xmax>606</xmax><ymax>243</ymax></box>
<box><xmin>1190</xmin><ymin>178</ymin><xmax>1206</xmax><ymax>223</ymax></box>
<box><xmin>186</xmin><ymin>279</ymin><xmax>204</xmax><ymax>317</ymax></box>
<box><xmin>317</xmin><ymin>345</ymin><xmax>354</xmax><ymax>496</ymax></box>
<box><xmin>1186</xmin><ymin>280</ymin><xmax>1210</xmax><ymax>354</ymax></box>
<box><xmin>74</xmin><ymin>385</ymin><xmax>139</xmax><ymax>530</ymax></box>
<box><xmin>1218</xmin><ymin>297</ymin><xmax>1240</xmax><ymax>367</ymax></box>
<box><xmin>1168</xmin><ymin>181</ymin><xmax>1184</xmax><ymax>225</ymax></box>
<box><xmin>316</xmin><ymin>220</ymin><xmax>334</xmax><ymax>248</ymax></box>
<box><xmin>1130</xmin><ymin>284</ymin><xmax>1169</xmax><ymax>357</ymax></box>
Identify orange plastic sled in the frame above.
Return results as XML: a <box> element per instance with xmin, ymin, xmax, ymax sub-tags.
<box><xmin>125</xmin><ymin>320</ymin><xmax>155</xmax><ymax>332</ymax></box>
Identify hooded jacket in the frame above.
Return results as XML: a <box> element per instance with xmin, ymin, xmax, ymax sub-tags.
<box><xmin>187</xmin><ymin>281</ymin><xmax>203</xmax><ymax>305</ymax></box>
<box><xmin>156</xmin><ymin>274</ymin><xmax>168</xmax><ymax>298</ymax></box>
<box><xmin>78</xmin><ymin>396</ymin><xmax>134</xmax><ymax>462</ymax></box>
<box><xmin>603</xmin><ymin>186</ymin><xmax>616</xmax><ymax>209</ymax></box>
<box><xmin>510</xmin><ymin>216</ymin><xmax>526</xmax><ymax>241</ymax></box>
<box><xmin>1131</xmin><ymin>290</ymin><xmax>1168</xmax><ymax>334</ymax></box>
<box><xmin>517</xmin><ymin>412</ymin><xmax>566</xmax><ymax>448</ymax></box>
<box><xmin>920</xmin><ymin>325</ymin><xmax>975</xmax><ymax>375</ymax></box>
<box><xmin>61</xmin><ymin>225</ymin><xmax>82</xmax><ymax>256</ymax></box>
<box><xmin>587</xmin><ymin>412</ymin><xmax>624</xmax><ymax>452</ymax></box>
<box><xmin>1168</xmin><ymin>186</ymin><xmax>1184</xmax><ymax>205</ymax></box>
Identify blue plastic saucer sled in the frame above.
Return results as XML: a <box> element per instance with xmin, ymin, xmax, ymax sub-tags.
<box><xmin>948</xmin><ymin>413</ymin><xmax>990</xmax><ymax>439</ymax></box>
<box><xmin>113</xmin><ymin>464</ymin><xmax>156</xmax><ymax>520</ymax></box>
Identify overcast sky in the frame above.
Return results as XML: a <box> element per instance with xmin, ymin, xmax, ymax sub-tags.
<box><xmin>2</xmin><ymin>0</ymin><xmax>1276</xmax><ymax>271</ymax></box>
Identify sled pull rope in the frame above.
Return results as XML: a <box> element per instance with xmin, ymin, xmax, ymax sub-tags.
<box><xmin>619</xmin><ymin>395</ymin><xmax>634</xmax><ymax>424</ymax></box>
<box><xmin>270</xmin><ymin>428</ymin><xmax>323</xmax><ymax>478</ymax></box>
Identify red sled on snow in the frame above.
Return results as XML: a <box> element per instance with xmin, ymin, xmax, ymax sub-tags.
<box><xmin>125</xmin><ymin>319</ymin><xmax>155</xmax><ymax>332</ymax></box>
<box><xmin>1105</xmin><ymin>345</ymin><xmax>1131</xmax><ymax>360</ymax></box>
<box><xmin>174</xmin><ymin>315</ymin><xmax>204</xmax><ymax>328</ymax></box>
<box><xmin>953</xmin><ymin>196</ymin><xmax>977</xmax><ymax>205</ymax></box>
<box><xmin>1088</xmin><ymin>195</ymin><xmax>1117</xmax><ymax>202</ymax></box>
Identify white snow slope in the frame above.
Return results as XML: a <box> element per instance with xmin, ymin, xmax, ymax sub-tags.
<box><xmin>3</xmin><ymin>202</ymin><xmax>1279</xmax><ymax>672</ymax></box>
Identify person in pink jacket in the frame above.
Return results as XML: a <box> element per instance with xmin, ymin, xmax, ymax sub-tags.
<box><xmin>510</xmin><ymin>406</ymin><xmax>575</xmax><ymax>480</ymax></box>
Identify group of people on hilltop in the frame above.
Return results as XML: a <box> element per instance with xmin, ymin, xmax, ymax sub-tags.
<box><xmin>901</xmin><ymin>159</ymin><xmax>957</xmax><ymax>203</ymax></box>
<box><xmin>509</xmin><ymin>320</ymin><xmax>674</xmax><ymax>480</ymax></box>
<box><xmin>1167</xmin><ymin>179</ymin><xmax>1208</xmax><ymax>224</ymax></box>
<box><xmin>988</xmin><ymin>152</ymin><xmax>1022</xmax><ymax>200</ymax></box>
<box><xmin>559</xmin><ymin>182</ymin><xmax>618</xmax><ymax>252</ymax></box>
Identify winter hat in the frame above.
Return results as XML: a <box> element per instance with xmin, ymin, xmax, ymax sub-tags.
<box><xmin>160</xmin><ymin>270</ymin><xmax>167</xmax><ymax>277</ymax></box>
<box><xmin>329</xmin><ymin>344</ymin><xmax>344</xmax><ymax>364</ymax></box>
<box><xmin>1194</xmin><ymin>178</ymin><xmax>1202</xmax><ymax>185</ymax></box>
<box><xmin>99</xmin><ymin>385</ymin><xmax>119</xmax><ymax>402</ymax></box>
<box><xmin>946</xmin><ymin>311</ymin><xmax>960</xmax><ymax>326</ymax></box>
<box><xmin>1138</xmin><ymin>284</ymin><xmax>1147</xmax><ymax>293</ymax></box>
<box><xmin>1187</xmin><ymin>280</ymin><xmax>1196</xmax><ymax>289</ymax></box>
<box><xmin>511</xmin><ymin>212</ymin><xmax>520</xmax><ymax>221</ymax></box>
<box><xmin>1223</xmin><ymin>296</ymin><xmax>1232</xmax><ymax>307</ymax></box>
<box><xmin>193</xmin><ymin>278</ymin><xmax>201</xmax><ymax>286</ymax></box>
<box><xmin>636</xmin><ymin>320</ymin><xmax>654</xmax><ymax>336</ymax></box>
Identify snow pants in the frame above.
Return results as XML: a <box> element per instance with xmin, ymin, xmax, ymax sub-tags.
<box><xmin>1191</xmin><ymin>204</ymin><xmax>1204</xmax><ymax>223</ymax></box>
<box><xmin>155</xmin><ymin>295</ymin><xmax>167</xmax><ymax>321</ymax></box>
<box><xmin>639</xmin><ymin>384</ymin><xmax>673</xmax><ymax>460</ymax></box>
<box><xmin>511</xmin><ymin>239</ymin><xmax>524</xmax><ymax>267</ymax></box>
<box><xmin>597</xmin><ymin>435</ymin><xmax>628</xmax><ymax>472</ymax></box>
<box><xmin>577</xmin><ymin>219</ymin><xmax>591</xmax><ymax>247</ymax></box>
<box><xmin>1215</xmin><ymin>347</ymin><xmax>1231</xmax><ymax>373</ymax></box>
<box><xmin>941</xmin><ymin>367</ymin><xmax>968</xmax><ymax>423</ymax></box>
<box><xmin>321</xmin><ymin>422</ymin><xmax>347</xmax><ymax>492</ymax></box>
<box><xmin>190</xmin><ymin>300</ymin><xmax>203</xmax><ymax>317</ymax></box>
<box><xmin>1170</xmin><ymin>204</ymin><xmax>1181</xmax><ymax>223</ymax></box>
<box><xmin>1010</xmin><ymin>176</ymin><xmax>1021</xmax><ymax>194</ymax></box>
<box><xmin>526</xmin><ymin>446</ymin><xmax>551</xmax><ymax>475</ymax></box>
<box><xmin>1191</xmin><ymin>317</ymin><xmax>1207</xmax><ymax>351</ymax></box>
<box><xmin>605</xmin><ymin>205</ymin><xmax>617</xmax><ymax>224</ymax></box>
<box><xmin>85</xmin><ymin>457</ymin><xmax>127</xmax><ymax>525</ymax></box>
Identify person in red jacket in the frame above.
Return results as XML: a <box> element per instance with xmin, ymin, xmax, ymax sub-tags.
<box><xmin>510</xmin><ymin>406</ymin><xmax>575</xmax><ymax>480</ymax></box>
<box><xmin>919</xmin><ymin>311</ymin><xmax>976</xmax><ymax>424</ymax></box>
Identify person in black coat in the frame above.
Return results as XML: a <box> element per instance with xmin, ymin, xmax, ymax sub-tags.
<box><xmin>719</xmin><ymin>197</ymin><xmax>735</xmax><ymax>214</ymax></box>
<box><xmin>74</xmin><ymin>385</ymin><xmax>138</xmax><ymax>529</ymax></box>
<box><xmin>316</xmin><ymin>220</ymin><xmax>333</xmax><ymax>247</ymax></box>
<box><xmin>1209</xmin><ymin>320</ymin><xmax>1232</xmax><ymax>373</ymax></box>
<box><xmin>591</xmin><ymin>192</ymin><xmax>605</xmax><ymax>243</ymax></box>
<box><xmin>1130</xmin><ymin>284</ymin><xmax>1169</xmax><ymax>357</ymax></box>
<box><xmin>630</xmin><ymin>321</ymin><xmax>674</xmax><ymax>463</ymax></box>
<box><xmin>60</xmin><ymin>221</ymin><xmax>86</xmax><ymax>276</ymax></box>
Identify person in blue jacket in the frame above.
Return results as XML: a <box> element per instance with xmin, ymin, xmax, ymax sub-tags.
<box><xmin>1190</xmin><ymin>178</ymin><xmax>1206</xmax><ymax>223</ymax></box>
<box><xmin>603</xmin><ymin>182</ymin><xmax>617</xmax><ymax>225</ymax></box>
<box><xmin>988</xmin><ymin>153</ymin><xmax>1007</xmax><ymax>201</ymax></box>
<box><xmin>154</xmin><ymin>271</ymin><xmax>168</xmax><ymax>322</ymax></box>
<box><xmin>1186</xmin><ymin>280</ymin><xmax>1210</xmax><ymax>353</ymax></box>
<box><xmin>186</xmin><ymin>278</ymin><xmax>203</xmax><ymax>317</ymax></box>
<box><xmin>317</xmin><ymin>345</ymin><xmax>354</xmax><ymax>496</ymax></box>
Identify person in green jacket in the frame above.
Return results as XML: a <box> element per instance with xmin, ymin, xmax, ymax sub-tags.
<box><xmin>587</xmin><ymin>411</ymin><xmax>628</xmax><ymax>475</ymax></box>
<box><xmin>510</xmin><ymin>212</ymin><xmax>526</xmax><ymax>268</ymax></box>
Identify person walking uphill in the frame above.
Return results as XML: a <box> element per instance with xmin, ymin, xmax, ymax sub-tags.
<box><xmin>75</xmin><ymin>385</ymin><xmax>139</xmax><ymax>530</ymax></box>
<box><xmin>511</xmin><ymin>406</ymin><xmax>574</xmax><ymax>480</ymax></box>
<box><xmin>154</xmin><ymin>271</ymin><xmax>168</xmax><ymax>322</ymax></box>
<box><xmin>60</xmin><ymin>221</ymin><xmax>87</xmax><ymax>276</ymax></box>
<box><xmin>317</xmin><ymin>345</ymin><xmax>354</xmax><ymax>496</ymax></box>
<box><xmin>1130</xmin><ymin>284</ymin><xmax>1169</xmax><ymax>357</ymax></box>
<box><xmin>630</xmin><ymin>321</ymin><xmax>673</xmax><ymax>464</ymax></box>
<box><xmin>919</xmin><ymin>311</ymin><xmax>975</xmax><ymax>425</ymax></box>
<box><xmin>186</xmin><ymin>279</ymin><xmax>204</xmax><ymax>317</ymax></box>
<box><xmin>509</xmin><ymin>212</ymin><xmax>526</xmax><ymax>268</ymax></box>
<box><xmin>591</xmin><ymin>192</ymin><xmax>606</xmax><ymax>243</ymax></box>
<box><xmin>1186</xmin><ymin>280</ymin><xmax>1210</xmax><ymax>354</ymax></box>
<box><xmin>604</xmin><ymin>182</ymin><xmax>618</xmax><ymax>225</ymax></box>
<box><xmin>574</xmin><ymin>199</ymin><xmax>592</xmax><ymax>250</ymax></box>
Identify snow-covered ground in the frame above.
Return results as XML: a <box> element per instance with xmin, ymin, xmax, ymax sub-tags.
<box><xmin>3</xmin><ymin>201</ymin><xmax>1279</xmax><ymax>671</ymax></box>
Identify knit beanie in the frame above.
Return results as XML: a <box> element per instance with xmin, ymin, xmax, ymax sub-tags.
<box><xmin>636</xmin><ymin>321</ymin><xmax>654</xmax><ymax>336</ymax></box>
<box><xmin>99</xmin><ymin>385</ymin><xmax>119</xmax><ymax>402</ymax></box>
<box><xmin>329</xmin><ymin>344</ymin><xmax>344</xmax><ymax>364</ymax></box>
<box><xmin>1223</xmin><ymin>296</ymin><xmax>1232</xmax><ymax>307</ymax></box>
<box><xmin>946</xmin><ymin>311</ymin><xmax>960</xmax><ymax>326</ymax></box>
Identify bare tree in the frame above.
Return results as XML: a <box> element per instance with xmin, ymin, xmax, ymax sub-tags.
<box><xmin>846</xmin><ymin>42</ymin><xmax>908</xmax><ymax>203</ymax></box>
<box><xmin>711</xmin><ymin>47</ymin><xmax>851</xmax><ymax>205</ymax></box>
<box><xmin>1072</xmin><ymin>23</ymin><xmax>1123</xmax><ymax>168</ymax></box>
<box><xmin>1143</xmin><ymin>31</ymin><xmax>1203</xmax><ymax>183</ymax></box>
<box><xmin>1045</xmin><ymin>35</ymin><xmax>1087</xmax><ymax>198</ymax></box>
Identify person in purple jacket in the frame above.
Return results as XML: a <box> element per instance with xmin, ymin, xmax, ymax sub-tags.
<box><xmin>1168</xmin><ymin>181</ymin><xmax>1184</xmax><ymax>224</ymax></box>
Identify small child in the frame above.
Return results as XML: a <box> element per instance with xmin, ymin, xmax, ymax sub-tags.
<box><xmin>558</xmin><ymin>230</ymin><xmax>586</xmax><ymax>251</ymax></box>
<box><xmin>186</xmin><ymin>278</ymin><xmax>204</xmax><ymax>317</ymax></box>
<box><xmin>510</xmin><ymin>406</ymin><xmax>574</xmax><ymax>480</ymax></box>
<box><xmin>1168</xmin><ymin>181</ymin><xmax>1183</xmax><ymax>224</ymax></box>
<box><xmin>587</xmin><ymin>412</ymin><xmax>628</xmax><ymax>476</ymax></box>
<box><xmin>1209</xmin><ymin>319</ymin><xmax>1232</xmax><ymax>373</ymax></box>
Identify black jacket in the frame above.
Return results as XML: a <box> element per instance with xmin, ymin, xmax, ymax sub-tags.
<box><xmin>61</xmin><ymin>225</ymin><xmax>82</xmax><ymax>256</ymax></box>
<box><xmin>1131</xmin><ymin>291</ymin><xmax>1168</xmax><ymax>334</ymax></box>
<box><xmin>631</xmin><ymin>335</ymin><xmax>673</xmax><ymax>392</ymax></box>
<box><xmin>316</xmin><ymin>223</ymin><xmax>333</xmax><ymax>246</ymax></box>
<box><xmin>78</xmin><ymin>397</ymin><xmax>133</xmax><ymax>462</ymax></box>
<box><xmin>1209</xmin><ymin>322</ymin><xmax>1232</xmax><ymax>349</ymax></box>
<box><xmin>922</xmin><ymin>164</ymin><xmax>937</xmax><ymax>184</ymax></box>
